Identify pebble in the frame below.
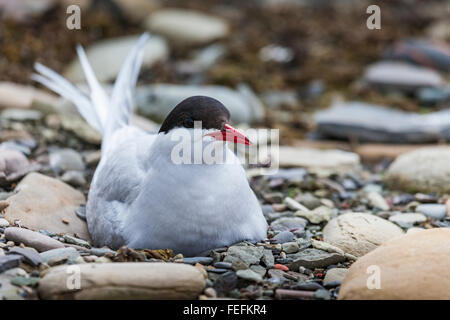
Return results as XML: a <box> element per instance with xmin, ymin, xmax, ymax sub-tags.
<box><xmin>274</xmin><ymin>264</ymin><xmax>289</xmax><ymax>271</ymax></box>
<box><xmin>39</xmin><ymin>262</ymin><xmax>206</xmax><ymax>299</ymax></box>
<box><xmin>0</xmin><ymin>254</ymin><xmax>23</xmax><ymax>273</ymax></box>
<box><xmin>0</xmin><ymin>81</ymin><xmax>58</xmax><ymax>110</ymax></box>
<box><xmin>295</xmin><ymin>193</ymin><xmax>322</xmax><ymax>210</ymax></box>
<box><xmin>323</xmin><ymin>280</ymin><xmax>341</xmax><ymax>289</ymax></box>
<box><xmin>363</xmin><ymin>61</ymin><xmax>443</xmax><ymax>92</ymax></box>
<box><xmin>288</xmin><ymin>249</ymin><xmax>346</xmax><ymax>271</ymax></box>
<box><xmin>389</xmin><ymin>213</ymin><xmax>427</xmax><ymax>227</ymax></box>
<box><xmin>270</xmin><ymin>217</ymin><xmax>307</xmax><ymax>233</ymax></box>
<box><xmin>311</xmin><ymin>239</ymin><xmax>345</xmax><ymax>255</ymax></box>
<box><xmin>323</xmin><ymin>268</ymin><xmax>348</xmax><ymax>284</ymax></box>
<box><xmin>415</xmin><ymin>204</ymin><xmax>447</xmax><ymax>220</ymax></box>
<box><xmin>89</xmin><ymin>247</ymin><xmax>116</xmax><ymax>257</ymax></box>
<box><xmin>250</xmin><ymin>265</ymin><xmax>267</xmax><ymax>277</ymax></box>
<box><xmin>384</xmin><ymin>39</ymin><xmax>450</xmax><ymax>72</ymax></box>
<box><xmin>76</xmin><ymin>205</ymin><xmax>87</xmax><ymax>222</ymax></box>
<box><xmin>0</xmin><ymin>218</ymin><xmax>10</xmax><ymax>227</ymax></box>
<box><xmin>315</xmin><ymin>102</ymin><xmax>450</xmax><ymax>144</ymax></box>
<box><xmin>59</xmin><ymin>115</ymin><xmax>102</xmax><ymax>144</ymax></box>
<box><xmin>385</xmin><ymin>147</ymin><xmax>450</xmax><ymax>193</ymax></box>
<box><xmin>61</xmin><ymin>170</ymin><xmax>86</xmax><ymax>187</ymax></box>
<box><xmin>284</xmin><ymin>197</ymin><xmax>310</xmax><ymax>212</ymax></box>
<box><xmin>11</xmin><ymin>276</ymin><xmax>40</xmax><ymax>287</ymax></box>
<box><xmin>3</xmin><ymin>173</ymin><xmax>89</xmax><ymax>240</ymax></box>
<box><xmin>339</xmin><ymin>228</ymin><xmax>450</xmax><ymax>299</ymax></box>
<box><xmin>40</xmin><ymin>247</ymin><xmax>80</xmax><ymax>264</ymax></box>
<box><xmin>1</xmin><ymin>108</ymin><xmax>42</xmax><ymax>121</ymax></box>
<box><xmin>313</xmin><ymin>289</ymin><xmax>331</xmax><ymax>300</ymax></box>
<box><xmin>0</xmin><ymin>267</ymin><xmax>27</xmax><ymax>300</ymax></box>
<box><xmin>183</xmin><ymin>257</ymin><xmax>214</xmax><ymax>265</ymax></box>
<box><xmin>0</xmin><ymin>147</ymin><xmax>32</xmax><ymax>181</ymax></box>
<box><xmin>7</xmin><ymin>247</ymin><xmax>41</xmax><ymax>266</ymax></box>
<box><xmin>261</xmin><ymin>249</ymin><xmax>275</xmax><ymax>269</ymax></box>
<box><xmin>296</xmin><ymin>281</ymin><xmax>325</xmax><ymax>291</ymax></box>
<box><xmin>272</xmin><ymin>230</ymin><xmax>295</xmax><ymax>244</ymax></box>
<box><xmin>49</xmin><ymin>149</ymin><xmax>85</xmax><ymax>174</ymax></box>
<box><xmin>213</xmin><ymin>271</ymin><xmax>238</xmax><ymax>296</ymax></box>
<box><xmin>64</xmin><ymin>35</ymin><xmax>168</xmax><ymax>83</ymax></box>
<box><xmin>236</xmin><ymin>269</ymin><xmax>263</xmax><ymax>283</ymax></box>
<box><xmin>144</xmin><ymin>9</ymin><xmax>229</xmax><ymax>45</ymax></box>
<box><xmin>223</xmin><ymin>245</ymin><xmax>264</xmax><ymax>268</ymax></box>
<box><xmin>367</xmin><ymin>192</ymin><xmax>390</xmax><ymax>211</ymax></box>
<box><xmin>281</xmin><ymin>242</ymin><xmax>299</xmax><ymax>254</ymax></box>
<box><xmin>63</xmin><ymin>235</ymin><xmax>91</xmax><ymax>248</ymax></box>
<box><xmin>213</xmin><ymin>262</ymin><xmax>232</xmax><ymax>269</ymax></box>
<box><xmin>323</xmin><ymin>212</ymin><xmax>404</xmax><ymax>257</ymax></box>
<box><xmin>275</xmin><ymin>289</ymin><xmax>314</xmax><ymax>300</ymax></box>
<box><xmin>295</xmin><ymin>206</ymin><xmax>334</xmax><ymax>224</ymax></box>
<box><xmin>278</xmin><ymin>147</ymin><xmax>360</xmax><ymax>175</ymax></box>
<box><xmin>5</xmin><ymin>227</ymin><xmax>64</xmax><ymax>252</ymax></box>
<box><xmin>204</xmin><ymin>287</ymin><xmax>217</xmax><ymax>298</ymax></box>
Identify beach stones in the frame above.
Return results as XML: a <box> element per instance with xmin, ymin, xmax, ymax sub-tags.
<box><xmin>2</xmin><ymin>173</ymin><xmax>89</xmax><ymax>240</ymax></box>
<box><xmin>385</xmin><ymin>147</ymin><xmax>450</xmax><ymax>193</ymax></box>
<box><xmin>363</xmin><ymin>61</ymin><xmax>443</xmax><ymax>92</ymax></box>
<box><xmin>323</xmin><ymin>212</ymin><xmax>404</xmax><ymax>257</ymax></box>
<box><xmin>277</xmin><ymin>147</ymin><xmax>360</xmax><ymax>175</ymax></box>
<box><xmin>5</xmin><ymin>227</ymin><xmax>64</xmax><ymax>252</ymax></box>
<box><xmin>64</xmin><ymin>35</ymin><xmax>168</xmax><ymax>83</ymax></box>
<box><xmin>38</xmin><ymin>262</ymin><xmax>206</xmax><ymax>299</ymax></box>
<box><xmin>384</xmin><ymin>39</ymin><xmax>450</xmax><ymax>72</ymax></box>
<box><xmin>339</xmin><ymin>228</ymin><xmax>450</xmax><ymax>299</ymax></box>
<box><xmin>144</xmin><ymin>9</ymin><xmax>229</xmax><ymax>45</ymax></box>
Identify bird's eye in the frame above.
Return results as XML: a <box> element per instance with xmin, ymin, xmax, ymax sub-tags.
<box><xmin>183</xmin><ymin>118</ymin><xmax>194</xmax><ymax>128</ymax></box>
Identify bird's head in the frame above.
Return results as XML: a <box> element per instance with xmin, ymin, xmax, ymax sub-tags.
<box><xmin>158</xmin><ymin>95</ymin><xmax>251</xmax><ymax>145</ymax></box>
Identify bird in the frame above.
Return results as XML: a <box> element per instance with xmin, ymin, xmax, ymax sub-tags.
<box><xmin>32</xmin><ymin>33</ymin><xmax>268</xmax><ymax>256</ymax></box>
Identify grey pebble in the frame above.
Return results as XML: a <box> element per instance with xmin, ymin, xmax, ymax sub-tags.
<box><xmin>89</xmin><ymin>247</ymin><xmax>116</xmax><ymax>256</ymax></box>
<box><xmin>7</xmin><ymin>247</ymin><xmax>41</xmax><ymax>266</ymax></box>
<box><xmin>183</xmin><ymin>257</ymin><xmax>213</xmax><ymax>265</ymax></box>
<box><xmin>40</xmin><ymin>247</ymin><xmax>80</xmax><ymax>264</ymax></box>
<box><xmin>0</xmin><ymin>254</ymin><xmax>23</xmax><ymax>273</ymax></box>
<box><xmin>288</xmin><ymin>249</ymin><xmax>346</xmax><ymax>270</ymax></box>
<box><xmin>63</xmin><ymin>235</ymin><xmax>91</xmax><ymax>248</ymax></box>
<box><xmin>207</xmin><ymin>268</ymin><xmax>229</xmax><ymax>274</ymax></box>
<box><xmin>272</xmin><ymin>230</ymin><xmax>295</xmax><ymax>244</ymax></box>
<box><xmin>313</xmin><ymin>289</ymin><xmax>331</xmax><ymax>300</ymax></box>
<box><xmin>416</xmin><ymin>204</ymin><xmax>447</xmax><ymax>220</ymax></box>
<box><xmin>213</xmin><ymin>261</ymin><xmax>232</xmax><ymax>269</ymax></box>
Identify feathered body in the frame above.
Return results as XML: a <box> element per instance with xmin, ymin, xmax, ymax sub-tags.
<box><xmin>33</xmin><ymin>34</ymin><xmax>267</xmax><ymax>256</ymax></box>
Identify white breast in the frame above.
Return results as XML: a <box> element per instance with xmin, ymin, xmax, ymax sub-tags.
<box><xmin>87</xmin><ymin>127</ymin><xmax>268</xmax><ymax>256</ymax></box>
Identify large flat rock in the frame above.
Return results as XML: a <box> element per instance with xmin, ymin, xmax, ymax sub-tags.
<box><xmin>39</xmin><ymin>262</ymin><xmax>206</xmax><ymax>299</ymax></box>
<box><xmin>323</xmin><ymin>212</ymin><xmax>404</xmax><ymax>257</ymax></box>
<box><xmin>64</xmin><ymin>35</ymin><xmax>168</xmax><ymax>83</ymax></box>
<box><xmin>3</xmin><ymin>172</ymin><xmax>89</xmax><ymax>240</ymax></box>
<box><xmin>339</xmin><ymin>228</ymin><xmax>450</xmax><ymax>299</ymax></box>
<box><xmin>385</xmin><ymin>146</ymin><xmax>450</xmax><ymax>193</ymax></box>
<box><xmin>314</xmin><ymin>102</ymin><xmax>450</xmax><ymax>143</ymax></box>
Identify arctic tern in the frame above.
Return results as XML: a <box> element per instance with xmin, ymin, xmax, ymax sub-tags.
<box><xmin>32</xmin><ymin>33</ymin><xmax>267</xmax><ymax>256</ymax></box>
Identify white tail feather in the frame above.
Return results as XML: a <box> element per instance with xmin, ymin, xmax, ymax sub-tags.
<box><xmin>32</xmin><ymin>33</ymin><xmax>150</xmax><ymax>150</ymax></box>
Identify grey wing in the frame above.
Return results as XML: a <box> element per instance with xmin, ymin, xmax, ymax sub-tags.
<box><xmin>86</xmin><ymin>127</ymin><xmax>156</xmax><ymax>248</ymax></box>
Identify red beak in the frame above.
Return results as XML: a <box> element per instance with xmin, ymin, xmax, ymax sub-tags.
<box><xmin>205</xmin><ymin>123</ymin><xmax>252</xmax><ymax>145</ymax></box>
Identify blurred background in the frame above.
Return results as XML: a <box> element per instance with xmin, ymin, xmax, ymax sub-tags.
<box><xmin>0</xmin><ymin>0</ymin><xmax>450</xmax><ymax>157</ymax></box>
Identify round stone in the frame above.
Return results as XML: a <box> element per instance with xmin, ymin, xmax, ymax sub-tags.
<box><xmin>323</xmin><ymin>212</ymin><xmax>404</xmax><ymax>257</ymax></box>
<box><xmin>385</xmin><ymin>146</ymin><xmax>450</xmax><ymax>193</ymax></box>
<box><xmin>339</xmin><ymin>228</ymin><xmax>450</xmax><ymax>299</ymax></box>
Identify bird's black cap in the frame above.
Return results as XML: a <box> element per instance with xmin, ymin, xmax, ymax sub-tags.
<box><xmin>159</xmin><ymin>96</ymin><xmax>231</xmax><ymax>133</ymax></box>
